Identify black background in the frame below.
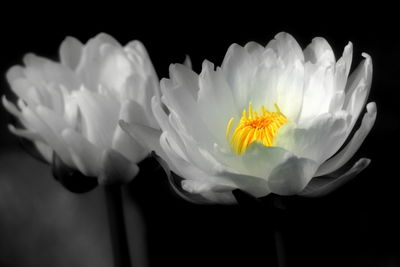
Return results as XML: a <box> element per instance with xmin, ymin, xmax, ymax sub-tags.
<box><xmin>1</xmin><ymin>6</ymin><xmax>399</xmax><ymax>267</ymax></box>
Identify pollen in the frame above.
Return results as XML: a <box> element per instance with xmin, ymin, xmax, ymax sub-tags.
<box><xmin>226</xmin><ymin>103</ymin><xmax>288</xmax><ymax>155</ymax></box>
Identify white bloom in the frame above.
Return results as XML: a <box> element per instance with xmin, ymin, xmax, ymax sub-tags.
<box><xmin>121</xmin><ymin>32</ymin><xmax>376</xmax><ymax>203</ymax></box>
<box><xmin>3</xmin><ymin>33</ymin><xmax>160</xmax><ymax>184</ymax></box>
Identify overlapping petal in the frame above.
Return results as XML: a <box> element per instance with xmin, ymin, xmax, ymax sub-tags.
<box><xmin>139</xmin><ymin>32</ymin><xmax>376</xmax><ymax>204</ymax></box>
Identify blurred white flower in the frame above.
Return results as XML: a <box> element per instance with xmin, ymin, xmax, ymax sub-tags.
<box><xmin>3</xmin><ymin>33</ymin><xmax>160</xmax><ymax>184</ymax></box>
<box><xmin>121</xmin><ymin>32</ymin><xmax>376</xmax><ymax>203</ymax></box>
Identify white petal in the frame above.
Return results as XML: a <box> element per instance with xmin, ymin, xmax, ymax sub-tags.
<box><xmin>74</xmin><ymin>88</ymin><xmax>119</xmax><ymax>148</ymax></box>
<box><xmin>303</xmin><ymin>37</ymin><xmax>335</xmax><ymax>65</ymax></box>
<box><xmin>112</xmin><ymin>101</ymin><xmax>149</xmax><ymax>163</ymax></box>
<box><xmin>334</xmin><ymin>42</ymin><xmax>353</xmax><ymax>94</ymax></box>
<box><xmin>8</xmin><ymin>124</ymin><xmax>44</xmax><ymax>142</ymax></box>
<box><xmin>76</xmin><ymin>33</ymin><xmax>120</xmax><ymax>90</ymax></box>
<box><xmin>34</xmin><ymin>141</ymin><xmax>53</xmax><ymax>162</ymax></box>
<box><xmin>20</xmin><ymin>105</ymin><xmax>72</xmax><ymax>165</ymax></box>
<box><xmin>244</xmin><ymin>41</ymin><xmax>264</xmax><ymax>55</ymax></box>
<box><xmin>316</xmin><ymin>102</ymin><xmax>377</xmax><ymax>176</ymax></box>
<box><xmin>7</xmin><ymin>78</ymin><xmax>40</xmax><ymax>107</ymax></box>
<box><xmin>267</xmin><ymin>156</ymin><xmax>319</xmax><ymax>195</ymax></box>
<box><xmin>247</xmin><ymin>49</ymin><xmax>281</xmax><ymax>110</ymax></box>
<box><xmin>300</xmin><ymin>62</ymin><xmax>335</xmax><ymax>120</ymax></box>
<box><xmin>181</xmin><ymin>180</ymin><xmax>235</xmax><ymax>194</ymax></box>
<box><xmin>328</xmin><ymin>43</ymin><xmax>353</xmax><ymax>113</ymax></box>
<box><xmin>221</xmin><ymin>43</ymin><xmax>261</xmax><ymax>109</ymax></box>
<box><xmin>197</xmin><ymin>60</ymin><xmax>237</xmax><ymax>147</ymax></box>
<box><xmin>36</xmin><ymin>105</ymin><xmax>69</xmax><ymax>135</ymax></box>
<box><xmin>124</xmin><ymin>40</ymin><xmax>156</xmax><ymax>77</ymax></box>
<box><xmin>6</xmin><ymin>65</ymin><xmax>25</xmax><ymax>82</ymax></box>
<box><xmin>123</xmin><ymin>75</ymin><xmax>160</xmax><ymax>129</ymax></box>
<box><xmin>160</xmin><ymin>77</ymin><xmax>214</xmax><ymax>148</ymax></box>
<box><xmin>59</xmin><ymin>36</ymin><xmax>83</xmax><ymax>70</ymax></box>
<box><xmin>273</xmin><ymin>59</ymin><xmax>304</xmax><ymax>121</ymax></box>
<box><xmin>266</xmin><ymin>32</ymin><xmax>304</xmax><ymax>64</ymax></box>
<box><xmin>152</xmin><ymin>96</ymin><xmax>187</xmax><ymax>160</ymax></box>
<box><xmin>183</xmin><ymin>55</ymin><xmax>192</xmax><ymax>68</ymax></box>
<box><xmin>97</xmin><ymin>44</ymin><xmax>133</xmax><ymax>96</ymax></box>
<box><xmin>168</xmin><ymin>63</ymin><xmax>199</xmax><ymax>98</ymax></box>
<box><xmin>222</xmin><ymin>143</ymin><xmax>292</xmax><ymax>179</ymax></box>
<box><xmin>276</xmin><ymin>111</ymin><xmax>350</xmax><ymax>164</ymax></box>
<box><xmin>62</xmin><ymin>128</ymin><xmax>102</xmax><ymax>177</ymax></box>
<box><xmin>160</xmin><ymin>132</ymin><xmax>271</xmax><ymax>198</ymax></box>
<box><xmin>344</xmin><ymin>53</ymin><xmax>373</xmax><ymax>131</ymax></box>
<box><xmin>181</xmin><ymin>180</ymin><xmax>236</xmax><ymax>204</ymax></box>
<box><xmin>22</xmin><ymin>53</ymin><xmax>79</xmax><ymax>90</ymax></box>
<box><xmin>98</xmin><ymin>149</ymin><xmax>139</xmax><ymax>185</ymax></box>
<box><xmin>2</xmin><ymin>95</ymin><xmax>22</xmax><ymax>118</ymax></box>
<box><xmin>119</xmin><ymin>120</ymin><xmax>165</xmax><ymax>160</ymax></box>
<box><xmin>300</xmin><ymin>158</ymin><xmax>370</xmax><ymax>197</ymax></box>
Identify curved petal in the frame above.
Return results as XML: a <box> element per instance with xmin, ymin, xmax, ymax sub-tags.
<box><xmin>316</xmin><ymin>102</ymin><xmax>377</xmax><ymax>176</ymax></box>
<box><xmin>220</xmin><ymin>143</ymin><xmax>293</xmax><ymax>179</ymax></box>
<box><xmin>344</xmin><ymin>53</ymin><xmax>373</xmax><ymax>131</ymax></box>
<box><xmin>168</xmin><ymin>63</ymin><xmax>199</xmax><ymax>98</ymax></box>
<box><xmin>303</xmin><ymin>37</ymin><xmax>335</xmax><ymax>65</ymax></box>
<box><xmin>181</xmin><ymin>180</ymin><xmax>236</xmax><ymax>204</ymax></box>
<box><xmin>183</xmin><ymin>55</ymin><xmax>192</xmax><ymax>68</ymax></box>
<box><xmin>267</xmin><ymin>156</ymin><xmax>319</xmax><ymax>195</ymax></box>
<box><xmin>123</xmin><ymin>75</ymin><xmax>160</xmax><ymax>129</ymax></box>
<box><xmin>97</xmin><ymin>44</ymin><xmax>134</xmax><ymax>98</ymax></box>
<box><xmin>34</xmin><ymin>141</ymin><xmax>53</xmax><ymax>162</ymax></box>
<box><xmin>300</xmin><ymin>62</ymin><xmax>336</xmax><ymax>121</ymax></box>
<box><xmin>8</xmin><ymin>124</ymin><xmax>43</xmax><ymax>142</ymax></box>
<box><xmin>266</xmin><ymin>32</ymin><xmax>304</xmax><ymax>64</ymax></box>
<box><xmin>300</xmin><ymin>158</ymin><xmax>370</xmax><ymax>197</ymax></box>
<box><xmin>276</xmin><ymin>111</ymin><xmax>350</xmax><ymax>164</ymax></box>
<box><xmin>273</xmin><ymin>59</ymin><xmax>304</xmax><ymax>121</ymax></box>
<box><xmin>75</xmin><ymin>33</ymin><xmax>121</xmax><ymax>90</ymax></box>
<box><xmin>6</xmin><ymin>65</ymin><xmax>25</xmax><ymax>82</ymax></box>
<box><xmin>124</xmin><ymin>40</ymin><xmax>157</xmax><ymax>78</ymax></box>
<box><xmin>7</xmin><ymin>78</ymin><xmax>41</xmax><ymax>107</ymax></box>
<box><xmin>2</xmin><ymin>95</ymin><xmax>22</xmax><ymax>118</ymax></box>
<box><xmin>22</xmin><ymin>53</ymin><xmax>79</xmax><ymax>90</ymax></box>
<box><xmin>19</xmin><ymin>104</ymin><xmax>72</xmax><ymax>166</ymax></box>
<box><xmin>36</xmin><ymin>105</ymin><xmax>69</xmax><ymax>135</ymax></box>
<box><xmin>244</xmin><ymin>41</ymin><xmax>264</xmax><ymax>55</ymax></box>
<box><xmin>151</xmin><ymin>96</ymin><xmax>188</xmax><ymax>160</ymax></box>
<box><xmin>119</xmin><ymin>120</ymin><xmax>165</xmax><ymax>160</ymax></box>
<box><xmin>160</xmin><ymin>132</ymin><xmax>272</xmax><ymax>198</ymax></box>
<box><xmin>334</xmin><ymin>42</ymin><xmax>353</xmax><ymax>94</ymax></box>
<box><xmin>59</xmin><ymin>36</ymin><xmax>83</xmax><ymax>70</ymax></box>
<box><xmin>62</xmin><ymin>128</ymin><xmax>102</xmax><ymax>177</ymax></box>
<box><xmin>74</xmin><ymin>87</ymin><xmax>120</xmax><ymax>148</ymax></box>
<box><xmin>221</xmin><ymin>43</ymin><xmax>261</xmax><ymax>109</ymax></box>
<box><xmin>112</xmin><ymin>100</ymin><xmax>149</xmax><ymax>163</ymax></box>
<box><xmin>98</xmin><ymin>149</ymin><xmax>139</xmax><ymax>185</ymax></box>
<box><xmin>197</xmin><ymin>60</ymin><xmax>237</xmax><ymax>147</ymax></box>
<box><xmin>160</xmin><ymin>77</ymin><xmax>215</xmax><ymax>149</ymax></box>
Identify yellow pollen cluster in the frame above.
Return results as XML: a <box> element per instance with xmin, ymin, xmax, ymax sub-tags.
<box><xmin>226</xmin><ymin>103</ymin><xmax>288</xmax><ymax>155</ymax></box>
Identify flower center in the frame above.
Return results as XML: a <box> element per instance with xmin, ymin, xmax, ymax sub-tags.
<box><xmin>226</xmin><ymin>103</ymin><xmax>288</xmax><ymax>155</ymax></box>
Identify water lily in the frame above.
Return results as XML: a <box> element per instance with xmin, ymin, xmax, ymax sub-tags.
<box><xmin>3</xmin><ymin>33</ymin><xmax>160</xmax><ymax>184</ymax></box>
<box><xmin>121</xmin><ymin>32</ymin><xmax>376</xmax><ymax>204</ymax></box>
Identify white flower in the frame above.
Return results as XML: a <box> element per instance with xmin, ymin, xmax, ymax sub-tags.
<box><xmin>120</xmin><ymin>32</ymin><xmax>376</xmax><ymax>203</ymax></box>
<box><xmin>3</xmin><ymin>33</ymin><xmax>160</xmax><ymax>184</ymax></box>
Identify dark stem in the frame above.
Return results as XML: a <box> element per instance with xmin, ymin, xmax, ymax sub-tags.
<box><xmin>274</xmin><ymin>227</ymin><xmax>286</xmax><ymax>267</ymax></box>
<box><xmin>233</xmin><ymin>189</ymin><xmax>286</xmax><ymax>267</ymax></box>
<box><xmin>104</xmin><ymin>185</ymin><xmax>131</xmax><ymax>267</ymax></box>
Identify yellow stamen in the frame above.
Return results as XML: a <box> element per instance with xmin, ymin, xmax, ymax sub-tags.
<box><xmin>226</xmin><ymin>103</ymin><xmax>288</xmax><ymax>155</ymax></box>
